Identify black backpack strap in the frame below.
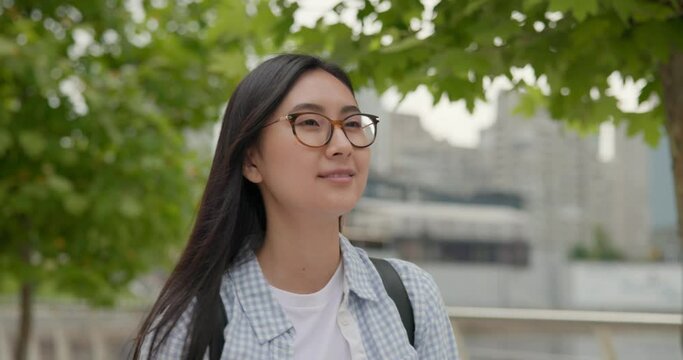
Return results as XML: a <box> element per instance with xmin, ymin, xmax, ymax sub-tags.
<box><xmin>210</xmin><ymin>299</ymin><xmax>227</xmax><ymax>360</ymax></box>
<box><xmin>369</xmin><ymin>257</ymin><xmax>415</xmax><ymax>347</ymax></box>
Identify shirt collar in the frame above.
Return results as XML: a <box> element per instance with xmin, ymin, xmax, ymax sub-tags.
<box><xmin>228</xmin><ymin>233</ymin><xmax>379</xmax><ymax>344</ymax></box>
<box><xmin>339</xmin><ymin>233</ymin><xmax>379</xmax><ymax>302</ymax></box>
<box><xmin>229</xmin><ymin>243</ymin><xmax>293</xmax><ymax>345</ymax></box>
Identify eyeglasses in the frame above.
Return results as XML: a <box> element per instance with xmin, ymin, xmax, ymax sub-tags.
<box><xmin>269</xmin><ymin>112</ymin><xmax>380</xmax><ymax>148</ymax></box>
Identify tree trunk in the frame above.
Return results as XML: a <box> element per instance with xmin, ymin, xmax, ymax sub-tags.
<box><xmin>14</xmin><ymin>282</ymin><xmax>33</xmax><ymax>360</ymax></box>
<box><xmin>660</xmin><ymin>52</ymin><xmax>683</xmax><ymax>257</ymax></box>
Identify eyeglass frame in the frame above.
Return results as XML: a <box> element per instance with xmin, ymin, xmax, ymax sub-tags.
<box><xmin>265</xmin><ymin>111</ymin><xmax>380</xmax><ymax>148</ymax></box>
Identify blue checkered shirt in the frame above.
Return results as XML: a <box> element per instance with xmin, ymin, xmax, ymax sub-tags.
<box><xmin>141</xmin><ymin>234</ymin><xmax>459</xmax><ymax>359</ymax></box>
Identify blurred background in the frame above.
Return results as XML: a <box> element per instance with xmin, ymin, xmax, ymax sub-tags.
<box><xmin>1</xmin><ymin>0</ymin><xmax>681</xmax><ymax>359</ymax></box>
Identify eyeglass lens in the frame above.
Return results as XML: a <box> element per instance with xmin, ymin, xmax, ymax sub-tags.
<box><xmin>292</xmin><ymin>113</ymin><xmax>377</xmax><ymax>147</ymax></box>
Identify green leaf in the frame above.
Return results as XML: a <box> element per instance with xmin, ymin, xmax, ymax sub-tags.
<box><xmin>623</xmin><ymin>111</ymin><xmax>664</xmax><ymax>147</ymax></box>
<box><xmin>205</xmin><ymin>1</ymin><xmax>250</xmax><ymax>43</ymax></box>
<box><xmin>638</xmin><ymin>79</ymin><xmax>659</xmax><ymax>104</ymax></box>
<box><xmin>522</xmin><ymin>0</ymin><xmax>546</xmax><ymax>11</ymax></box>
<box><xmin>548</xmin><ymin>0</ymin><xmax>573</xmax><ymax>13</ymax></box>
<box><xmin>643</xmin><ymin>125</ymin><xmax>661</xmax><ymax>147</ymax></box>
<box><xmin>634</xmin><ymin>22</ymin><xmax>675</xmax><ymax>61</ymax></box>
<box><xmin>119</xmin><ymin>196</ymin><xmax>143</xmax><ymax>218</ymax></box>
<box><xmin>605</xmin><ymin>0</ymin><xmax>639</xmax><ymax>23</ymax></box>
<box><xmin>571</xmin><ymin>0</ymin><xmax>599</xmax><ymax>21</ymax></box>
<box><xmin>513</xmin><ymin>87</ymin><xmax>546</xmax><ymax>116</ymax></box>
<box><xmin>463</xmin><ymin>0</ymin><xmax>490</xmax><ymax>15</ymax></box>
<box><xmin>631</xmin><ymin>1</ymin><xmax>676</xmax><ymax>22</ymax></box>
<box><xmin>379</xmin><ymin>37</ymin><xmax>422</xmax><ymax>54</ymax></box>
<box><xmin>0</xmin><ymin>36</ymin><xmax>17</xmax><ymax>56</ymax></box>
<box><xmin>18</xmin><ymin>132</ymin><xmax>47</xmax><ymax>158</ymax></box>
<box><xmin>63</xmin><ymin>194</ymin><xmax>88</xmax><ymax>215</ymax></box>
<box><xmin>0</xmin><ymin>130</ymin><xmax>12</xmax><ymax>156</ymax></box>
<box><xmin>46</xmin><ymin>174</ymin><xmax>73</xmax><ymax>193</ymax></box>
<box><xmin>548</xmin><ymin>0</ymin><xmax>598</xmax><ymax>21</ymax></box>
<box><xmin>208</xmin><ymin>49</ymin><xmax>247</xmax><ymax>79</ymax></box>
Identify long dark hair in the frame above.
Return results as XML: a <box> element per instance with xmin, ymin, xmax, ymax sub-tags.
<box><xmin>132</xmin><ymin>54</ymin><xmax>354</xmax><ymax>359</ymax></box>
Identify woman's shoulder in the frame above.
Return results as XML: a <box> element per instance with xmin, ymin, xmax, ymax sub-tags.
<box><xmin>383</xmin><ymin>258</ymin><xmax>438</xmax><ymax>288</ymax></box>
<box><xmin>380</xmin><ymin>257</ymin><xmax>446</xmax><ymax>314</ymax></box>
<box><xmin>381</xmin><ymin>257</ymin><xmax>459</xmax><ymax>359</ymax></box>
<box><xmin>382</xmin><ymin>257</ymin><xmax>430</xmax><ymax>280</ymax></box>
<box><xmin>139</xmin><ymin>298</ymin><xmax>197</xmax><ymax>358</ymax></box>
<box><xmin>344</xmin><ymin>240</ymin><xmax>441</xmax><ymax>304</ymax></box>
<box><xmin>342</xmin><ymin>236</ymin><xmax>448</xmax><ymax>319</ymax></box>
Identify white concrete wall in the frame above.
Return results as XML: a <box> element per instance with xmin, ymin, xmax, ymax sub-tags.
<box><xmin>385</xmin><ymin>254</ymin><xmax>682</xmax><ymax>312</ymax></box>
<box><xmin>414</xmin><ymin>249</ymin><xmax>559</xmax><ymax>309</ymax></box>
<box><xmin>568</xmin><ymin>262</ymin><xmax>682</xmax><ymax>312</ymax></box>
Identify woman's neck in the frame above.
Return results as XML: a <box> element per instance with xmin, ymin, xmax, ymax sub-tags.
<box><xmin>256</xmin><ymin>212</ymin><xmax>342</xmax><ymax>294</ymax></box>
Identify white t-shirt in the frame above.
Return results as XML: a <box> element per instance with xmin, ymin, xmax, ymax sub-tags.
<box><xmin>269</xmin><ymin>262</ymin><xmax>354</xmax><ymax>360</ymax></box>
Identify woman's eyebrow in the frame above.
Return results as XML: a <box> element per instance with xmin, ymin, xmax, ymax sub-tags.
<box><xmin>340</xmin><ymin>105</ymin><xmax>361</xmax><ymax>115</ymax></box>
<box><xmin>289</xmin><ymin>103</ymin><xmax>325</xmax><ymax>113</ymax></box>
<box><xmin>289</xmin><ymin>103</ymin><xmax>361</xmax><ymax>115</ymax></box>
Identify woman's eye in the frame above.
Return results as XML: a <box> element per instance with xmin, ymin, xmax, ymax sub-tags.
<box><xmin>344</xmin><ymin>120</ymin><xmax>362</xmax><ymax>128</ymax></box>
<box><xmin>298</xmin><ymin>118</ymin><xmax>320</xmax><ymax>127</ymax></box>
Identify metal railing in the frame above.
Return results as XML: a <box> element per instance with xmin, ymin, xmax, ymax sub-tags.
<box><xmin>448</xmin><ymin>307</ymin><xmax>682</xmax><ymax>360</ymax></box>
<box><xmin>0</xmin><ymin>304</ymin><xmax>680</xmax><ymax>360</ymax></box>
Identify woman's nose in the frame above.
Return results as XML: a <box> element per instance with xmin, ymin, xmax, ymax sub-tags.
<box><xmin>325</xmin><ymin>125</ymin><xmax>353</xmax><ymax>157</ymax></box>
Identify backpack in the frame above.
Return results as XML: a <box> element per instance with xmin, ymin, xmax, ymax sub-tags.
<box><xmin>210</xmin><ymin>257</ymin><xmax>414</xmax><ymax>359</ymax></box>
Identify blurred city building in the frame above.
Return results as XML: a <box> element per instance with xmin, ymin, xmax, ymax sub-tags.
<box><xmin>479</xmin><ymin>92</ymin><xmax>650</xmax><ymax>260</ymax></box>
<box><xmin>346</xmin><ymin>198</ymin><xmax>530</xmax><ymax>266</ymax></box>
<box><xmin>351</xmin><ymin>90</ymin><xmax>681</xmax><ymax>312</ymax></box>
<box><xmin>356</xmin><ymin>91</ymin><xmax>651</xmax><ymax>260</ymax></box>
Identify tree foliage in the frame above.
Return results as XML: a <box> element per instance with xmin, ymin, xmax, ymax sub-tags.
<box><xmin>0</xmin><ymin>0</ymin><xmax>296</xmax><ymax>305</ymax></box>
<box><xmin>286</xmin><ymin>0</ymin><xmax>683</xmax><ymax>146</ymax></box>
<box><xmin>570</xmin><ymin>225</ymin><xmax>624</xmax><ymax>261</ymax></box>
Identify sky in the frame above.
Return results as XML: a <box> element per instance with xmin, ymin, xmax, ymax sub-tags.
<box><xmin>649</xmin><ymin>137</ymin><xmax>677</xmax><ymax>228</ymax></box>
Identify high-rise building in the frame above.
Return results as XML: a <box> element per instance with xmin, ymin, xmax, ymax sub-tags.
<box><xmin>479</xmin><ymin>92</ymin><xmax>650</xmax><ymax>258</ymax></box>
<box><xmin>353</xmin><ymin>90</ymin><xmax>530</xmax><ymax>266</ymax></box>
<box><xmin>357</xmin><ymin>90</ymin><xmax>651</xmax><ymax>260</ymax></box>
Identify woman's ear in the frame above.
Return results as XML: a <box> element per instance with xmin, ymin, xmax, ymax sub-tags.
<box><xmin>242</xmin><ymin>147</ymin><xmax>263</xmax><ymax>184</ymax></box>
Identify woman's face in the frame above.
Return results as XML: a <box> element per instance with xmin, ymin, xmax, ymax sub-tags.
<box><xmin>243</xmin><ymin>69</ymin><xmax>371</xmax><ymax>218</ymax></box>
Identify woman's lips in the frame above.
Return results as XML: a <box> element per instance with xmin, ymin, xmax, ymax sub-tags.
<box><xmin>318</xmin><ymin>173</ymin><xmax>354</xmax><ymax>183</ymax></box>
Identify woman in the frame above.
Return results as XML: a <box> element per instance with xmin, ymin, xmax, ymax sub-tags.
<box><xmin>133</xmin><ymin>54</ymin><xmax>458</xmax><ymax>359</ymax></box>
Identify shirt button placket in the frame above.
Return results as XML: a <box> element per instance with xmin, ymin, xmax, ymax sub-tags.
<box><xmin>270</xmin><ymin>334</ymin><xmax>293</xmax><ymax>360</ymax></box>
<box><xmin>338</xmin><ymin>311</ymin><xmax>350</xmax><ymax>327</ymax></box>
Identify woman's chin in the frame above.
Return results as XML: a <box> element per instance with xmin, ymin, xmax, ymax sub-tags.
<box><xmin>314</xmin><ymin>203</ymin><xmax>357</xmax><ymax>218</ymax></box>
